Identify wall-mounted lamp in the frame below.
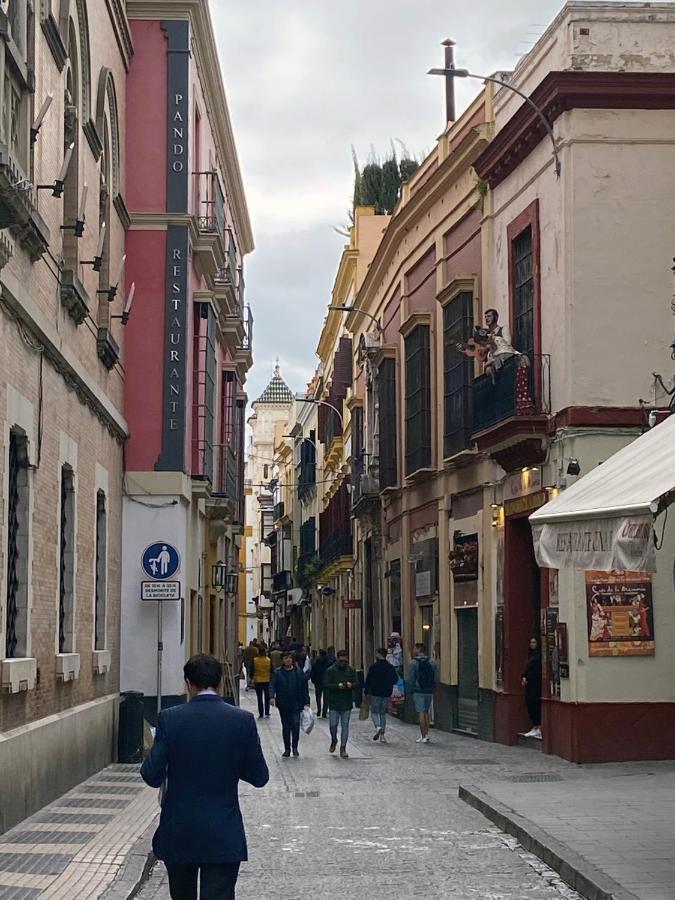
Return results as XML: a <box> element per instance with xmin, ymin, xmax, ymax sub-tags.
<box><xmin>566</xmin><ymin>458</ymin><xmax>581</xmax><ymax>476</ymax></box>
<box><xmin>31</xmin><ymin>94</ymin><xmax>53</xmax><ymax>144</ymax></box>
<box><xmin>82</xmin><ymin>221</ymin><xmax>106</xmax><ymax>271</ymax></box>
<box><xmin>211</xmin><ymin>560</ymin><xmax>239</xmax><ymax>595</ymax></box>
<box><xmin>61</xmin><ymin>182</ymin><xmax>87</xmax><ymax>238</ymax></box>
<box><xmin>97</xmin><ymin>254</ymin><xmax>127</xmax><ymax>302</ymax></box>
<box><xmin>110</xmin><ymin>282</ymin><xmax>135</xmax><ymax>326</ymax></box>
<box><xmin>37</xmin><ymin>142</ymin><xmax>74</xmax><ymax>198</ymax></box>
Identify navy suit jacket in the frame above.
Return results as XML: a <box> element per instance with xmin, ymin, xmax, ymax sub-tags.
<box><xmin>140</xmin><ymin>694</ymin><xmax>269</xmax><ymax>864</ymax></box>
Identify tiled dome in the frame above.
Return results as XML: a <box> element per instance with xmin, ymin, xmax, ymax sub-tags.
<box><xmin>253</xmin><ymin>364</ymin><xmax>294</xmax><ymax>406</ymax></box>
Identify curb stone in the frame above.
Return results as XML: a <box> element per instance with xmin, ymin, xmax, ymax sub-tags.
<box><xmin>100</xmin><ymin>818</ymin><xmax>158</xmax><ymax>900</ymax></box>
<box><xmin>458</xmin><ymin>785</ymin><xmax>639</xmax><ymax>900</ymax></box>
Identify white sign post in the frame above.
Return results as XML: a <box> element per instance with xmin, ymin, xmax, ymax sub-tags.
<box><xmin>141</xmin><ymin>543</ymin><xmax>181</xmax><ymax>721</ymax></box>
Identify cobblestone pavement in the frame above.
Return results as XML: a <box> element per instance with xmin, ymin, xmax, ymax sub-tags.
<box><xmin>0</xmin><ymin>765</ymin><xmax>156</xmax><ymax>899</ymax></box>
<box><xmin>137</xmin><ymin>693</ymin><xmax>582</xmax><ymax>900</ymax></box>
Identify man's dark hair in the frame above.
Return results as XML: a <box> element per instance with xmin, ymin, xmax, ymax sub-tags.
<box><xmin>376</xmin><ymin>647</ymin><xmax>387</xmax><ymax>658</ymax></box>
<box><xmin>414</xmin><ymin>642</ymin><xmax>426</xmax><ymax>654</ymax></box>
<box><xmin>327</xmin><ymin>645</ymin><xmax>335</xmax><ymax>653</ymax></box>
<box><xmin>184</xmin><ymin>654</ymin><xmax>223</xmax><ymax>690</ymax></box>
<box><xmin>337</xmin><ymin>649</ymin><xmax>348</xmax><ymax>659</ymax></box>
<box><xmin>281</xmin><ymin>650</ymin><xmax>294</xmax><ymax>660</ymax></box>
<box><xmin>318</xmin><ymin>649</ymin><xmax>327</xmax><ymax>657</ymax></box>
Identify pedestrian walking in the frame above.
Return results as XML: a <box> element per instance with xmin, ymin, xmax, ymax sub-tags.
<box><xmin>406</xmin><ymin>643</ymin><xmax>438</xmax><ymax>744</ymax></box>
<box><xmin>364</xmin><ymin>647</ymin><xmax>398</xmax><ymax>743</ymax></box>
<box><xmin>310</xmin><ymin>648</ymin><xmax>330</xmax><ymax>716</ymax></box>
<box><xmin>270</xmin><ymin>651</ymin><xmax>310</xmax><ymax>758</ymax></box>
<box><xmin>269</xmin><ymin>643</ymin><xmax>283</xmax><ymax>670</ymax></box>
<box><xmin>140</xmin><ymin>653</ymin><xmax>269</xmax><ymax>900</ymax></box>
<box><xmin>324</xmin><ymin>650</ymin><xmax>357</xmax><ymax>758</ymax></box>
<box><xmin>521</xmin><ymin>637</ymin><xmax>542</xmax><ymax>739</ymax></box>
<box><xmin>295</xmin><ymin>644</ymin><xmax>311</xmax><ymax>678</ymax></box>
<box><xmin>252</xmin><ymin>646</ymin><xmax>272</xmax><ymax>719</ymax></box>
<box><xmin>326</xmin><ymin>645</ymin><xmax>336</xmax><ymax>665</ymax></box>
<box><xmin>242</xmin><ymin>639</ymin><xmax>258</xmax><ymax>691</ymax></box>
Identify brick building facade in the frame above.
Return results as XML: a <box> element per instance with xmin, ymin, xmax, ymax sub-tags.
<box><xmin>0</xmin><ymin>0</ymin><xmax>131</xmax><ymax>831</ymax></box>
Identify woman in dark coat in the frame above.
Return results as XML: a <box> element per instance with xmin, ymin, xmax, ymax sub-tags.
<box><xmin>521</xmin><ymin>637</ymin><xmax>542</xmax><ymax>738</ymax></box>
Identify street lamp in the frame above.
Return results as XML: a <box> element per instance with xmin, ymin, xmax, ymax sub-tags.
<box><xmin>328</xmin><ymin>305</ymin><xmax>383</xmax><ymax>334</ymax></box>
<box><xmin>212</xmin><ymin>560</ymin><xmax>239</xmax><ymax>595</ymax></box>
<box><xmin>427</xmin><ymin>66</ymin><xmax>561</xmax><ymax>178</ymax></box>
<box><xmin>295</xmin><ymin>396</ymin><xmax>344</xmax><ymax>428</ymax></box>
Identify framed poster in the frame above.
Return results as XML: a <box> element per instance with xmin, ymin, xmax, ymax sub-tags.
<box><xmin>585</xmin><ymin>570</ymin><xmax>655</xmax><ymax>657</ymax></box>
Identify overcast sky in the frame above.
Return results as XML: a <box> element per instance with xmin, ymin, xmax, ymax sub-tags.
<box><xmin>210</xmin><ymin>0</ymin><xmax>618</xmax><ymax>405</ymax></box>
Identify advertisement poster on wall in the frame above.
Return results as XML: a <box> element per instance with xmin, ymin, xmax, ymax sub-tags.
<box><xmin>585</xmin><ymin>570</ymin><xmax>655</xmax><ymax>657</ymax></box>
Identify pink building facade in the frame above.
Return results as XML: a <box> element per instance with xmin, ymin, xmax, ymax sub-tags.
<box><xmin>121</xmin><ymin>2</ymin><xmax>253</xmax><ymax>714</ymax></box>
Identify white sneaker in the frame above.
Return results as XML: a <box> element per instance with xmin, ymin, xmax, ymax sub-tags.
<box><xmin>532</xmin><ymin>726</ymin><xmax>542</xmax><ymax>739</ymax></box>
<box><xmin>379</xmin><ymin>734</ymin><xmax>387</xmax><ymax>743</ymax></box>
<box><xmin>422</xmin><ymin>736</ymin><xmax>431</xmax><ymax>743</ymax></box>
<box><xmin>523</xmin><ymin>728</ymin><xmax>537</xmax><ymax>738</ymax></box>
<box><xmin>415</xmin><ymin>736</ymin><xmax>425</xmax><ymax>743</ymax></box>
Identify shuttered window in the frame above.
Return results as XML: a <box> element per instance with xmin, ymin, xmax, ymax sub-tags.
<box><xmin>405</xmin><ymin>325</ymin><xmax>431</xmax><ymax>475</ymax></box>
<box><xmin>377</xmin><ymin>358</ymin><xmax>398</xmax><ymax>489</ymax></box>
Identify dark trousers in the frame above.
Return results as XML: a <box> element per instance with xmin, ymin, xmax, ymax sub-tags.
<box><xmin>525</xmin><ymin>685</ymin><xmax>542</xmax><ymax>727</ymax></box>
<box><xmin>279</xmin><ymin>708</ymin><xmax>300</xmax><ymax>751</ymax></box>
<box><xmin>254</xmin><ymin>682</ymin><xmax>270</xmax><ymax>717</ymax></box>
<box><xmin>166</xmin><ymin>862</ymin><xmax>240</xmax><ymax>900</ymax></box>
<box><xmin>314</xmin><ymin>684</ymin><xmax>327</xmax><ymax>716</ymax></box>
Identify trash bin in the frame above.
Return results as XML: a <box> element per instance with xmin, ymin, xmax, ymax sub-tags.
<box><xmin>118</xmin><ymin>691</ymin><xmax>144</xmax><ymax>763</ymax></box>
<box><xmin>353</xmin><ymin>670</ymin><xmax>364</xmax><ymax>708</ymax></box>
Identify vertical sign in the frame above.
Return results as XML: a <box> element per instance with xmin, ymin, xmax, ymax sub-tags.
<box><xmin>162</xmin><ymin>19</ymin><xmax>190</xmax><ymax>213</ymax></box>
<box><xmin>156</xmin><ymin>224</ymin><xmax>189</xmax><ymax>471</ymax></box>
<box><xmin>156</xmin><ymin>20</ymin><xmax>190</xmax><ymax>471</ymax></box>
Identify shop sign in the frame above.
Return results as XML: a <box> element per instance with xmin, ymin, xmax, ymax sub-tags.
<box><xmin>156</xmin><ymin>225</ymin><xmax>189</xmax><ymax>471</ymax></box>
<box><xmin>343</xmin><ymin>598</ymin><xmax>362</xmax><ymax>609</ymax></box>
<box><xmin>450</xmin><ymin>532</ymin><xmax>478</xmax><ymax>582</ymax></box>
<box><xmin>415</xmin><ymin>570</ymin><xmax>432</xmax><ymax>598</ymax></box>
<box><xmin>585</xmin><ymin>570</ymin><xmax>655</xmax><ymax>657</ymax></box>
<box><xmin>504</xmin><ymin>490</ymin><xmax>548</xmax><ymax>518</ymax></box>
<box><xmin>505</xmin><ymin>468</ymin><xmax>542</xmax><ymax>501</ymax></box>
<box><xmin>533</xmin><ymin>516</ymin><xmax>655</xmax><ymax>572</ymax></box>
<box><xmin>162</xmin><ymin>19</ymin><xmax>190</xmax><ymax>212</ymax></box>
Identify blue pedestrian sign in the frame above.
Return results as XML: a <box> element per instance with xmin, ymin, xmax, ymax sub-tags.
<box><xmin>142</xmin><ymin>542</ymin><xmax>180</xmax><ymax>580</ymax></box>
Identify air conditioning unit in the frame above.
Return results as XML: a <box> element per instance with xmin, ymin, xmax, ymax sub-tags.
<box><xmin>92</xmin><ymin>649</ymin><xmax>111</xmax><ymax>676</ymax></box>
<box><xmin>55</xmin><ymin>652</ymin><xmax>80</xmax><ymax>683</ymax></box>
<box><xmin>1</xmin><ymin>657</ymin><xmax>37</xmax><ymax>693</ymax></box>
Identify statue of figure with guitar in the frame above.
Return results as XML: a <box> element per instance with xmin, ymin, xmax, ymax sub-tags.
<box><xmin>456</xmin><ymin>308</ymin><xmax>526</xmax><ymax>383</ymax></box>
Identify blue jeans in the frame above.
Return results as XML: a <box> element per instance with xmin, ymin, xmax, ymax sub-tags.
<box><xmin>369</xmin><ymin>695</ymin><xmax>388</xmax><ymax>730</ymax></box>
<box><xmin>329</xmin><ymin>709</ymin><xmax>351</xmax><ymax>747</ymax></box>
<box><xmin>279</xmin><ymin>708</ymin><xmax>300</xmax><ymax>751</ymax></box>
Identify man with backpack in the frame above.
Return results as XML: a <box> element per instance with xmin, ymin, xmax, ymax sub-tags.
<box><xmin>406</xmin><ymin>643</ymin><xmax>438</xmax><ymax>744</ymax></box>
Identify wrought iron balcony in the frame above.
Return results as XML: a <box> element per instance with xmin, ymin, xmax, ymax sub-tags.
<box><xmin>0</xmin><ymin>143</ymin><xmax>50</xmax><ymax>261</ymax></box>
<box><xmin>273</xmin><ymin>500</ymin><xmax>285</xmax><ymax>522</ymax></box>
<box><xmin>319</xmin><ymin>525</ymin><xmax>352</xmax><ymax>568</ymax></box>
<box><xmin>195</xmin><ymin>171</ymin><xmax>225</xmax><ymax>239</ymax></box>
<box><xmin>471</xmin><ymin>354</ymin><xmax>551</xmax><ymax>464</ymax></box>
<box><xmin>472</xmin><ymin>354</ymin><xmax>550</xmax><ymax>434</ymax></box>
<box><xmin>352</xmin><ymin>453</ymin><xmax>380</xmax><ymax>513</ymax></box>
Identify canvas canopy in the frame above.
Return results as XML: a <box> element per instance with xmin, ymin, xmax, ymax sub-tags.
<box><xmin>530</xmin><ymin>414</ymin><xmax>675</xmax><ymax>571</ymax></box>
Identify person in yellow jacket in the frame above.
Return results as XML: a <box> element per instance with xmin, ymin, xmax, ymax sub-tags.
<box><xmin>252</xmin><ymin>647</ymin><xmax>273</xmax><ymax>718</ymax></box>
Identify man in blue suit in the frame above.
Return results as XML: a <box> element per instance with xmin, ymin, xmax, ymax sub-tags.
<box><xmin>141</xmin><ymin>653</ymin><xmax>269</xmax><ymax>899</ymax></box>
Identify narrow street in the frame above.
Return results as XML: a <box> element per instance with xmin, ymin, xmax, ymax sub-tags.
<box><xmin>137</xmin><ymin>693</ymin><xmax>580</xmax><ymax>899</ymax></box>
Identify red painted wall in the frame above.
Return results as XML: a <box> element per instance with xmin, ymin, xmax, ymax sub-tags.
<box><xmin>124</xmin><ymin>230</ymin><xmax>167</xmax><ymax>470</ymax></box>
<box><xmin>127</xmin><ymin>21</ymin><xmax>167</xmax><ymax>213</ymax></box>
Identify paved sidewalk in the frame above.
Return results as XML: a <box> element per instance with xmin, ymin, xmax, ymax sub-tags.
<box><xmin>460</xmin><ymin>765</ymin><xmax>675</xmax><ymax>900</ymax></box>
<box><xmin>0</xmin><ymin>764</ymin><xmax>157</xmax><ymax>899</ymax></box>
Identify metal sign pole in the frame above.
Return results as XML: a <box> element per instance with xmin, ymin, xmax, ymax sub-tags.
<box><xmin>157</xmin><ymin>600</ymin><xmax>163</xmax><ymax>721</ymax></box>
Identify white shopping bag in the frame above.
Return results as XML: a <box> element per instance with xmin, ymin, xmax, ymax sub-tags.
<box><xmin>301</xmin><ymin>707</ymin><xmax>315</xmax><ymax>734</ymax></box>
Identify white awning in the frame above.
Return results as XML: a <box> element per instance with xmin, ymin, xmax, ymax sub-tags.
<box><xmin>530</xmin><ymin>414</ymin><xmax>675</xmax><ymax>571</ymax></box>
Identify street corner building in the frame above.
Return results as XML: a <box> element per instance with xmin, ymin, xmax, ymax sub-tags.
<box><xmin>120</xmin><ymin>0</ymin><xmax>254</xmax><ymax>719</ymax></box>
<box><xmin>280</xmin><ymin>1</ymin><xmax>675</xmax><ymax>764</ymax></box>
<box><xmin>0</xmin><ymin>0</ymin><xmax>131</xmax><ymax>831</ymax></box>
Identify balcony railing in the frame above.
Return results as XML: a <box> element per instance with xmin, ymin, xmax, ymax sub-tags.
<box><xmin>220</xmin><ymin>444</ymin><xmax>239</xmax><ymax>502</ymax></box>
<box><xmin>195</xmin><ymin>171</ymin><xmax>225</xmax><ymax>239</ymax></box>
<box><xmin>472</xmin><ymin>354</ymin><xmax>551</xmax><ymax>435</ymax></box>
<box><xmin>0</xmin><ymin>144</ymin><xmax>50</xmax><ymax>260</ymax></box>
<box><xmin>352</xmin><ymin>453</ymin><xmax>379</xmax><ymax>510</ymax></box>
<box><xmin>273</xmin><ymin>570</ymin><xmax>292</xmax><ymax>592</ymax></box>
<box><xmin>241</xmin><ymin>305</ymin><xmax>253</xmax><ymax>352</ymax></box>
<box><xmin>215</xmin><ymin>229</ymin><xmax>238</xmax><ymax>287</ymax></box>
<box><xmin>319</xmin><ymin>525</ymin><xmax>352</xmax><ymax>567</ymax></box>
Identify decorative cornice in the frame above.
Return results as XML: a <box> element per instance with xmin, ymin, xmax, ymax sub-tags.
<box><xmin>83</xmin><ymin>118</ymin><xmax>103</xmax><ymax>161</ymax></box>
<box><xmin>40</xmin><ymin>13</ymin><xmax>67</xmax><ymax>72</ymax></box>
<box><xmin>126</xmin><ymin>0</ymin><xmax>254</xmax><ymax>254</ymax></box>
<box><xmin>475</xmin><ymin>71</ymin><xmax>675</xmax><ymax>189</ymax></box>
<box><xmin>399</xmin><ymin>311</ymin><xmax>431</xmax><ymax>338</ymax></box>
<box><xmin>113</xmin><ymin>193</ymin><xmax>131</xmax><ymax>230</ymax></box>
<box><xmin>104</xmin><ymin>0</ymin><xmax>134</xmax><ymax>71</ymax></box>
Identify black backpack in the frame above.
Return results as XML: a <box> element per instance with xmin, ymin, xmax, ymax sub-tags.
<box><xmin>416</xmin><ymin>658</ymin><xmax>435</xmax><ymax>693</ymax></box>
